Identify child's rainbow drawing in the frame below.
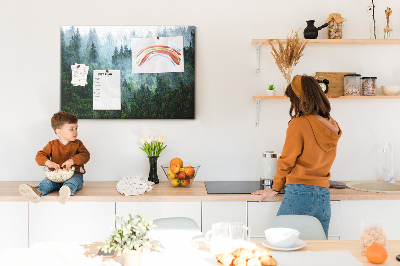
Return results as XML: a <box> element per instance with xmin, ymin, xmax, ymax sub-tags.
<box><xmin>131</xmin><ymin>36</ymin><xmax>184</xmax><ymax>74</ymax></box>
<box><xmin>136</xmin><ymin>45</ymin><xmax>182</xmax><ymax>66</ymax></box>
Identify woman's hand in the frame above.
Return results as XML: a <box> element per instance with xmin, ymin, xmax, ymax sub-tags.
<box><xmin>251</xmin><ymin>188</ymin><xmax>279</xmax><ymax>202</ymax></box>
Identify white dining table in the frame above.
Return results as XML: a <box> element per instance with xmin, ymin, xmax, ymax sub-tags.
<box><xmin>1</xmin><ymin>240</ymin><xmax>399</xmax><ymax>266</ymax></box>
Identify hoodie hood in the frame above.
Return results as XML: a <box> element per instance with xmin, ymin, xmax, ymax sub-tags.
<box><xmin>305</xmin><ymin>115</ymin><xmax>342</xmax><ymax>152</ymax></box>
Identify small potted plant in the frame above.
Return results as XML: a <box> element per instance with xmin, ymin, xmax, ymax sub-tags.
<box><xmin>101</xmin><ymin>214</ymin><xmax>159</xmax><ymax>266</ymax></box>
<box><xmin>267</xmin><ymin>84</ymin><xmax>276</xmax><ymax>96</ymax></box>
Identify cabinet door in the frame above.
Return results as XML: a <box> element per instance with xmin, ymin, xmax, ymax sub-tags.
<box><xmin>29</xmin><ymin>202</ymin><xmax>115</xmax><ymax>246</ymax></box>
<box><xmin>247</xmin><ymin>202</ymin><xmax>281</xmax><ymax>239</ymax></box>
<box><xmin>328</xmin><ymin>201</ymin><xmax>340</xmax><ymax>240</ymax></box>
<box><xmin>0</xmin><ymin>202</ymin><xmax>28</xmax><ymax>252</ymax></box>
<box><xmin>202</xmin><ymin>201</ymin><xmax>247</xmax><ymax>233</ymax></box>
<box><xmin>116</xmin><ymin>202</ymin><xmax>201</xmax><ymax>230</ymax></box>
<box><xmin>340</xmin><ymin>200</ymin><xmax>400</xmax><ymax>240</ymax></box>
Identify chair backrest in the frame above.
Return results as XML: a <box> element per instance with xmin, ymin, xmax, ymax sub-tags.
<box><xmin>152</xmin><ymin>217</ymin><xmax>202</xmax><ymax>237</ymax></box>
<box><xmin>269</xmin><ymin>215</ymin><xmax>327</xmax><ymax>240</ymax></box>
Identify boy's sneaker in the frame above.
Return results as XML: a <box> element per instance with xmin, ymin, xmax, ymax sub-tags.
<box><xmin>58</xmin><ymin>186</ymin><xmax>71</xmax><ymax>204</ymax></box>
<box><xmin>19</xmin><ymin>184</ymin><xmax>41</xmax><ymax>203</ymax></box>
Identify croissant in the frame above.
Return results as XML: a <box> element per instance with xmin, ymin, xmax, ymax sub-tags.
<box><xmin>252</xmin><ymin>248</ymin><xmax>271</xmax><ymax>259</ymax></box>
<box><xmin>216</xmin><ymin>253</ymin><xmax>235</xmax><ymax>266</ymax></box>
<box><xmin>232</xmin><ymin>257</ymin><xmax>246</xmax><ymax>266</ymax></box>
<box><xmin>232</xmin><ymin>248</ymin><xmax>254</xmax><ymax>260</ymax></box>
<box><xmin>259</xmin><ymin>255</ymin><xmax>277</xmax><ymax>266</ymax></box>
<box><xmin>247</xmin><ymin>258</ymin><xmax>262</xmax><ymax>266</ymax></box>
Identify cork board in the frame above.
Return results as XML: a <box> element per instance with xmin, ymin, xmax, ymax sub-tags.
<box><xmin>315</xmin><ymin>72</ymin><xmax>356</xmax><ymax>96</ymax></box>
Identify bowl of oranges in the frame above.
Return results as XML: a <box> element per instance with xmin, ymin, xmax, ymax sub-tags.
<box><xmin>161</xmin><ymin>158</ymin><xmax>200</xmax><ymax>188</ymax></box>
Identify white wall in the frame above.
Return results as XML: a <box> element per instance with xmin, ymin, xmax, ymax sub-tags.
<box><xmin>1</xmin><ymin>0</ymin><xmax>400</xmax><ymax>183</ymax></box>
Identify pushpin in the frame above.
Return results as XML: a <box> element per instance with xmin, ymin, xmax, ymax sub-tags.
<box><xmin>157</xmin><ymin>36</ymin><xmax>159</xmax><ymax>39</ymax></box>
<box><xmin>106</xmin><ymin>69</ymin><xmax>109</xmax><ymax>73</ymax></box>
<box><xmin>77</xmin><ymin>65</ymin><xmax>80</xmax><ymax>68</ymax></box>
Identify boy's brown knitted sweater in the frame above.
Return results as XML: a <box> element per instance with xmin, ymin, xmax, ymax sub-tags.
<box><xmin>272</xmin><ymin>115</ymin><xmax>342</xmax><ymax>192</ymax></box>
<box><xmin>36</xmin><ymin>139</ymin><xmax>90</xmax><ymax>174</ymax></box>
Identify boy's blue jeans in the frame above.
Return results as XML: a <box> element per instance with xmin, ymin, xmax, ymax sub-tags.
<box><xmin>276</xmin><ymin>184</ymin><xmax>331</xmax><ymax>239</ymax></box>
<box><xmin>35</xmin><ymin>173</ymin><xmax>84</xmax><ymax>196</ymax></box>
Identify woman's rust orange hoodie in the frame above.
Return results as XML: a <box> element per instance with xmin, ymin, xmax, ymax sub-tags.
<box><xmin>272</xmin><ymin>115</ymin><xmax>342</xmax><ymax>191</ymax></box>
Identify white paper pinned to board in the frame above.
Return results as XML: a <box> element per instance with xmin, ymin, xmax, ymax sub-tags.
<box><xmin>71</xmin><ymin>64</ymin><xmax>89</xmax><ymax>86</ymax></box>
<box><xmin>93</xmin><ymin>70</ymin><xmax>121</xmax><ymax>110</ymax></box>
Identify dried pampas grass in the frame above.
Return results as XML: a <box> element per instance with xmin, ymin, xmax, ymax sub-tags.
<box><xmin>269</xmin><ymin>30</ymin><xmax>308</xmax><ymax>85</ymax></box>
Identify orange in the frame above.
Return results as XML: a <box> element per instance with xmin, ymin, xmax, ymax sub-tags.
<box><xmin>365</xmin><ymin>244</ymin><xmax>388</xmax><ymax>264</ymax></box>
<box><xmin>170</xmin><ymin>158</ymin><xmax>183</xmax><ymax>168</ymax></box>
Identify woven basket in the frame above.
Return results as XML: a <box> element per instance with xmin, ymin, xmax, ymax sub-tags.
<box><xmin>45</xmin><ymin>167</ymin><xmax>75</xmax><ymax>183</ymax></box>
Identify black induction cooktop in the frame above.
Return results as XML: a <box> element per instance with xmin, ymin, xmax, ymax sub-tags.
<box><xmin>204</xmin><ymin>181</ymin><xmax>264</xmax><ymax>194</ymax></box>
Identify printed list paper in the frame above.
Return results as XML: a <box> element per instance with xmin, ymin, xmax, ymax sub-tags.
<box><xmin>93</xmin><ymin>70</ymin><xmax>121</xmax><ymax>110</ymax></box>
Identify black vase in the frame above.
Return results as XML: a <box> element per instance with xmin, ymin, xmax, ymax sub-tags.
<box><xmin>148</xmin><ymin>156</ymin><xmax>159</xmax><ymax>184</ymax></box>
<box><xmin>303</xmin><ymin>20</ymin><xmax>328</xmax><ymax>39</ymax></box>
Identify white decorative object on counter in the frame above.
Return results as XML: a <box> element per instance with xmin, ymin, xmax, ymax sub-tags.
<box><xmin>116</xmin><ymin>175</ymin><xmax>154</xmax><ymax>196</ymax></box>
<box><xmin>45</xmin><ymin>167</ymin><xmax>75</xmax><ymax>183</ymax></box>
<box><xmin>381</xmin><ymin>85</ymin><xmax>400</xmax><ymax>96</ymax></box>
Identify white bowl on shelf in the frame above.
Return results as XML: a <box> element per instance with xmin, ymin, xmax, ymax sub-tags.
<box><xmin>264</xmin><ymin>227</ymin><xmax>300</xmax><ymax>248</ymax></box>
<box><xmin>381</xmin><ymin>85</ymin><xmax>400</xmax><ymax>96</ymax></box>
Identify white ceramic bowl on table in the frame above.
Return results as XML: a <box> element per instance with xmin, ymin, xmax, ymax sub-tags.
<box><xmin>381</xmin><ymin>85</ymin><xmax>400</xmax><ymax>96</ymax></box>
<box><xmin>264</xmin><ymin>227</ymin><xmax>300</xmax><ymax>248</ymax></box>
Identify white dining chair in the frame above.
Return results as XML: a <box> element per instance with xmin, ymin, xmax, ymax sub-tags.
<box><xmin>269</xmin><ymin>215</ymin><xmax>327</xmax><ymax>240</ymax></box>
<box><xmin>153</xmin><ymin>217</ymin><xmax>200</xmax><ymax>231</ymax></box>
<box><xmin>152</xmin><ymin>217</ymin><xmax>204</xmax><ymax>241</ymax></box>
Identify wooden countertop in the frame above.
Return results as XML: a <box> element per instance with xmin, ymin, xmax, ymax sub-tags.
<box><xmin>2</xmin><ymin>181</ymin><xmax>400</xmax><ymax>202</ymax></box>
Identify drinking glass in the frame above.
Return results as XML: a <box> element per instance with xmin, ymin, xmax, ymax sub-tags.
<box><xmin>229</xmin><ymin>222</ymin><xmax>251</xmax><ymax>249</ymax></box>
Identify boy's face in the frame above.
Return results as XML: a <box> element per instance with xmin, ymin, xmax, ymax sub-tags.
<box><xmin>56</xmin><ymin>123</ymin><xmax>78</xmax><ymax>143</ymax></box>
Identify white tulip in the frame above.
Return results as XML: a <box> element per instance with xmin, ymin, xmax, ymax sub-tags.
<box><xmin>154</xmin><ymin>136</ymin><xmax>159</xmax><ymax>142</ymax></box>
<box><xmin>146</xmin><ymin>137</ymin><xmax>151</xmax><ymax>143</ymax></box>
<box><xmin>139</xmin><ymin>137</ymin><xmax>146</xmax><ymax>144</ymax></box>
<box><xmin>159</xmin><ymin>135</ymin><xmax>166</xmax><ymax>143</ymax></box>
<box><xmin>149</xmin><ymin>136</ymin><xmax>154</xmax><ymax>142</ymax></box>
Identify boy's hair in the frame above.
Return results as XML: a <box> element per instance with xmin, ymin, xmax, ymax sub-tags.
<box><xmin>51</xmin><ymin>111</ymin><xmax>78</xmax><ymax>131</ymax></box>
<box><xmin>285</xmin><ymin>75</ymin><xmax>331</xmax><ymax>121</ymax></box>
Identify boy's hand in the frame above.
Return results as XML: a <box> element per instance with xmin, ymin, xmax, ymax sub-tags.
<box><xmin>45</xmin><ymin>160</ymin><xmax>60</xmax><ymax>170</ymax></box>
<box><xmin>61</xmin><ymin>159</ymin><xmax>74</xmax><ymax>171</ymax></box>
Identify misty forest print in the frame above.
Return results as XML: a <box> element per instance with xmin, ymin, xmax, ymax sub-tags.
<box><xmin>60</xmin><ymin>26</ymin><xmax>195</xmax><ymax>119</ymax></box>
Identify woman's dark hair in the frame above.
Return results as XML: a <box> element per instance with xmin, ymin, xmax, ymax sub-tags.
<box><xmin>285</xmin><ymin>75</ymin><xmax>331</xmax><ymax>121</ymax></box>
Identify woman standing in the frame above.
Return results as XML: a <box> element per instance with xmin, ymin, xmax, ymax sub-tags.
<box><xmin>252</xmin><ymin>75</ymin><xmax>342</xmax><ymax>238</ymax></box>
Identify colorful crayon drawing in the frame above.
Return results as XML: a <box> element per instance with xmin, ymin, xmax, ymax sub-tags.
<box><xmin>136</xmin><ymin>45</ymin><xmax>182</xmax><ymax>66</ymax></box>
<box><xmin>132</xmin><ymin>36</ymin><xmax>184</xmax><ymax>74</ymax></box>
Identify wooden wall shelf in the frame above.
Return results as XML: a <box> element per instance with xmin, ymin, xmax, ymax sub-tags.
<box><xmin>251</xmin><ymin>39</ymin><xmax>400</xmax><ymax>45</ymax></box>
<box><xmin>253</xmin><ymin>95</ymin><xmax>400</xmax><ymax>126</ymax></box>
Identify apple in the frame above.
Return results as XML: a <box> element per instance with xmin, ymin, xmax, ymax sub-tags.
<box><xmin>180</xmin><ymin>179</ymin><xmax>191</xmax><ymax>187</ymax></box>
<box><xmin>184</xmin><ymin>166</ymin><xmax>195</xmax><ymax>177</ymax></box>
<box><xmin>167</xmin><ymin>169</ymin><xmax>176</xmax><ymax>179</ymax></box>
<box><xmin>170</xmin><ymin>164</ymin><xmax>180</xmax><ymax>174</ymax></box>
<box><xmin>170</xmin><ymin>178</ymin><xmax>181</xmax><ymax>187</ymax></box>
<box><xmin>176</xmin><ymin>170</ymin><xmax>186</xmax><ymax>180</ymax></box>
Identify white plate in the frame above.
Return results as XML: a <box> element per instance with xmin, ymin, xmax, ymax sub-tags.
<box><xmin>262</xmin><ymin>239</ymin><xmax>306</xmax><ymax>251</ymax></box>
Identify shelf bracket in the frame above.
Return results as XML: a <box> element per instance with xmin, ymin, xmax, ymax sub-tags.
<box><xmin>256</xmin><ymin>42</ymin><xmax>262</xmax><ymax>73</ymax></box>
<box><xmin>255</xmin><ymin>99</ymin><xmax>260</xmax><ymax>126</ymax></box>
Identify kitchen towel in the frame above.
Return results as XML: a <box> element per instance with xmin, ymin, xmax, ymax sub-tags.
<box><xmin>271</xmin><ymin>250</ymin><xmax>362</xmax><ymax>266</ymax></box>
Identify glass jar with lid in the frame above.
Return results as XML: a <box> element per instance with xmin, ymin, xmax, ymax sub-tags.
<box><xmin>362</xmin><ymin>77</ymin><xmax>377</xmax><ymax>96</ymax></box>
<box><xmin>261</xmin><ymin>151</ymin><xmax>279</xmax><ymax>187</ymax></box>
<box><xmin>344</xmin><ymin>74</ymin><xmax>361</xmax><ymax>96</ymax></box>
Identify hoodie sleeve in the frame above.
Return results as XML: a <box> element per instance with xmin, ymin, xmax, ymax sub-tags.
<box><xmin>71</xmin><ymin>140</ymin><xmax>90</xmax><ymax>165</ymax></box>
<box><xmin>272</xmin><ymin>120</ymin><xmax>304</xmax><ymax>191</ymax></box>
